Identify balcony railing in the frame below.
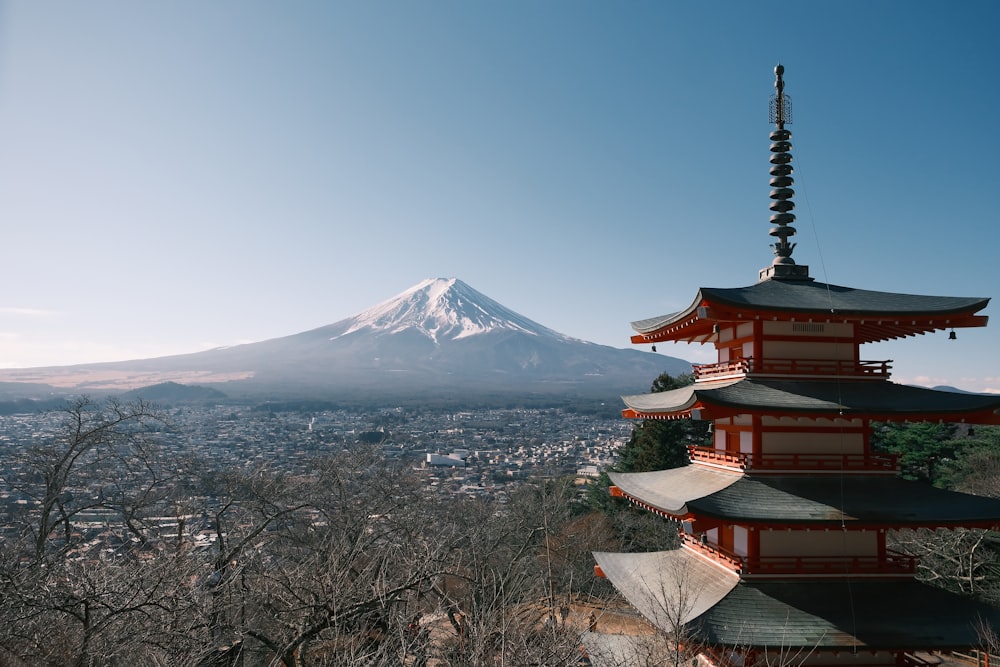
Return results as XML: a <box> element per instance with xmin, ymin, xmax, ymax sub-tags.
<box><xmin>681</xmin><ymin>534</ymin><xmax>915</xmax><ymax>577</ymax></box>
<box><xmin>681</xmin><ymin>533</ymin><xmax>743</xmax><ymax>570</ymax></box>
<box><xmin>742</xmin><ymin>550</ymin><xmax>916</xmax><ymax>577</ymax></box>
<box><xmin>687</xmin><ymin>445</ymin><xmax>899</xmax><ymax>472</ymax></box>
<box><xmin>693</xmin><ymin>359</ymin><xmax>750</xmax><ymax>380</ymax></box>
<box><xmin>693</xmin><ymin>357</ymin><xmax>892</xmax><ymax>381</ymax></box>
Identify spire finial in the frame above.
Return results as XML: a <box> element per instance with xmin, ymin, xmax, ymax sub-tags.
<box><xmin>760</xmin><ymin>64</ymin><xmax>811</xmax><ymax>281</ymax></box>
<box><xmin>772</xmin><ymin>64</ymin><xmax>788</xmax><ymax>129</ymax></box>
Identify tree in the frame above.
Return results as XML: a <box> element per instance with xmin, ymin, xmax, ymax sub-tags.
<box><xmin>939</xmin><ymin>425</ymin><xmax>1000</xmax><ymax>497</ymax></box>
<box><xmin>6</xmin><ymin>397</ymin><xmax>169</xmax><ymax>562</ymax></box>
<box><xmin>889</xmin><ymin>527</ymin><xmax>1000</xmax><ymax>605</ymax></box>
<box><xmin>0</xmin><ymin>397</ymin><xmax>209</xmax><ymax>665</ymax></box>
<box><xmin>200</xmin><ymin>447</ymin><xmax>457</xmax><ymax>667</ymax></box>
<box><xmin>613</xmin><ymin>373</ymin><xmax>709</xmax><ymax>474</ymax></box>
<box><xmin>586</xmin><ymin>373</ymin><xmax>707</xmax><ymax>550</ymax></box>
<box><xmin>887</xmin><ymin>425</ymin><xmax>1000</xmax><ymax>606</ymax></box>
<box><xmin>431</xmin><ymin>479</ymin><xmax>591</xmax><ymax>666</ymax></box>
<box><xmin>870</xmin><ymin>421</ymin><xmax>958</xmax><ymax>485</ymax></box>
<box><xmin>0</xmin><ymin>402</ymin><xmax>632</xmax><ymax>666</ymax></box>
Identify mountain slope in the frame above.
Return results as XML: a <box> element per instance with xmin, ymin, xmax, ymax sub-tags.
<box><xmin>0</xmin><ymin>278</ymin><xmax>691</xmax><ymax>401</ymax></box>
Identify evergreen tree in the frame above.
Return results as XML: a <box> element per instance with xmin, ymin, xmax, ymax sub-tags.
<box><xmin>936</xmin><ymin>425</ymin><xmax>1000</xmax><ymax>496</ymax></box>
<box><xmin>587</xmin><ymin>373</ymin><xmax>711</xmax><ymax>528</ymax></box>
<box><xmin>871</xmin><ymin>421</ymin><xmax>958</xmax><ymax>485</ymax></box>
<box><xmin>613</xmin><ymin>372</ymin><xmax>710</xmax><ymax>473</ymax></box>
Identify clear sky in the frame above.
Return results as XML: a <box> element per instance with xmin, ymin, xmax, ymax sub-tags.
<box><xmin>0</xmin><ymin>1</ymin><xmax>997</xmax><ymax>393</ymax></box>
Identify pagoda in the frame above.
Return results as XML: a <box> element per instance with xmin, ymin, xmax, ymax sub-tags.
<box><xmin>592</xmin><ymin>66</ymin><xmax>1000</xmax><ymax>666</ymax></box>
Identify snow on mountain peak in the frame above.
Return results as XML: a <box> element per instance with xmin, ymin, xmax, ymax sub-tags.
<box><xmin>335</xmin><ymin>278</ymin><xmax>571</xmax><ymax>344</ymax></box>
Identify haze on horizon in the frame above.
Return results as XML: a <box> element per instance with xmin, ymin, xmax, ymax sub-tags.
<box><xmin>0</xmin><ymin>2</ymin><xmax>997</xmax><ymax>393</ymax></box>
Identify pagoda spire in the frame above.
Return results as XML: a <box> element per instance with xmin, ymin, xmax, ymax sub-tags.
<box><xmin>760</xmin><ymin>64</ymin><xmax>810</xmax><ymax>281</ymax></box>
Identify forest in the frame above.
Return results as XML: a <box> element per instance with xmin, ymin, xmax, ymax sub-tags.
<box><xmin>1</xmin><ymin>377</ymin><xmax>998</xmax><ymax>666</ymax></box>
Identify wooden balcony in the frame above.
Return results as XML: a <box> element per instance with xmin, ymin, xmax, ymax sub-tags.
<box><xmin>693</xmin><ymin>357</ymin><xmax>892</xmax><ymax>381</ymax></box>
<box><xmin>687</xmin><ymin>445</ymin><xmax>899</xmax><ymax>473</ymax></box>
<box><xmin>742</xmin><ymin>549</ymin><xmax>916</xmax><ymax>577</ymax></box>
<box><xmin>681</xmin><ymin>534</ymin><xmax>915</xmax><ymax>577</ymax></box>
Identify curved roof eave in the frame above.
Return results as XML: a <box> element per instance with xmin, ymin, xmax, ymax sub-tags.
<box><xmin>609</xmin><ymin>466</ymin><xmax>743</xmax><ymax>515</ymax></box>
<box><xmin>623</xmin><ymin>379</ymin><xmax>1000</xmax><ymax>423</ymax></box>
<box><xmin>621</xmin><ymin>378</ymin><xmax>741</xmax><ymax>419</ymax></box>
<box><xmin>630</xmin><ymin>280</ymin><xmax>990</xmax><ymax>343</ymax></box>
<box><xmin>701</xmin><ymin>280</ymin><xmax>990</xmax><ymax>317</ymax></box>
<box><xmin>593</xmin><ymin>549</ymin><xmax>739</xmax><ymax>632</ymax></box>
<box><xmin>630</xmin><ymin>290</ymin><xmax>706</xmax><ymax>335</ymax></box>
<box><xmin>611</xmin><ymin>465</ymin><xmax>1000</xmax><ymax>527</ymax></box>
<box><xmin>595</xmin><ymin>555</ymin><xmax>1000</xmax><ymax>650</ymax></box>
<box><xmin>609</xmin><ymin>464</ymin><xmax>1000</xmax><ymax>527</ymax></box>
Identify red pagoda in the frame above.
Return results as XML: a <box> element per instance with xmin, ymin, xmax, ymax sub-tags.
<box><xmin>592</xmin><ymin>65</ymin><xmax>1000</xmax><ymax>666</ymax></box>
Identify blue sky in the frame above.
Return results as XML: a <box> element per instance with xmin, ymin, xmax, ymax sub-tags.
<box><xmin>0</xmin><ymin>1</ymin><xmax>997</xmax><ymax>392</ymax></box>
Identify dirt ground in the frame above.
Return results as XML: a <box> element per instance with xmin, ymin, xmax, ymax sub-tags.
<box><xmin>408</xmin><ymin>597</ymin><xmax>652</xmax><ymax>666</ymax></box>
<box><xmin>564</xmin><ymin>598</ymin><xmax>655</xmax><ymax>636</ymax></box>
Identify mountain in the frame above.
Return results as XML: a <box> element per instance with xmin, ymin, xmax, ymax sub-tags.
<box><xmin>0</xmin><ymin>278</ymin><xmax>691</xmax><ymax>403</ymax></box>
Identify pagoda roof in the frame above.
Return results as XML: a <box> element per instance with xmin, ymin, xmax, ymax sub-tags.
<box><xmin>608</xmin><ymin>466</ymin><xmax>741</xmax><ymax>515</ymax></box>
<box><xmin>621</xmin><ymin>378</ymin><xmax>1000</xmax><ymax>423</ymax></box>
<box><xmin>592</xmin><ymin>549</ymin><xmax>739</xmax><ymax>629</ymax></box>
<box><xmin>610</xmin><ymin>466</ymin><xmax>1000</xmax><ymax>527</ymax></box>
<box><xmin>631</xmin><ymin>278</ymin><xmax>989</xmax><ymax>344</ymax></box>
<box><xmin>595</xmin><ymin>548</ymin><xmax>1000</xmax><ymax>650</ymax></box>
<box><xmin>699</xmin><ymin>579</ymin><xmax>1000</xmax><ymax>650</ymax></box>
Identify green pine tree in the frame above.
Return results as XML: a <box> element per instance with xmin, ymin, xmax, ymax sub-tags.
<box><xmin>613</xmin><ymin>372</ymin><xmax>710</xmax><ymax>473</ymax></box>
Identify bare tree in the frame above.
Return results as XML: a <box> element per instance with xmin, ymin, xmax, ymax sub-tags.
<box><xmin>6</xmin><ymin>397</ymin><xmax>169</xmax><ymax>562</ymax></box>
<box><xmin>196</xmin><ymin>447</ymin><xmax>459</xmax><ymax>666</ymax></box>
<box><xmin>0</xmin><ymin>407</ymin><xmax>619</xmax><ymax>666</ymax></box>
<box><xmin>0</xmin><ymin>398</ymin><xmax>215</xmax><ymax>665</ymax></box>
<box><xmin>429</xmin><ymin>479</ymin><xmax>592</xmax><ymax>666</ymax></box>
<box><xmin>890</xmin><ymin>528</ymin><xmax>1000</xmax><ymax>604</ymax></box>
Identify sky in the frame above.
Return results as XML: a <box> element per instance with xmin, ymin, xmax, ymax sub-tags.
<box><xmin>0</xmin><ymin>2</ymin><xmax>998</xmax><ymax>393</ymax></box>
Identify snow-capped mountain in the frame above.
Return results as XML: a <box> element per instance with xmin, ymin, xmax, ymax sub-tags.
<box><xmin>0</xmin><ymin>278</ymin><xmax>691</xmax><ymax>403</ymax></box>
<box><xmin>334</xmin><ymin>278</ymin><xmax>569</xmax><ymax>343</ymax></box>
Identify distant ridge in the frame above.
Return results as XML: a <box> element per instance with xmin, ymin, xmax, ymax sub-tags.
<box><xmin>120</xmin><ymin>381</ymin><xmax>228</xmax><ymax>404</ymax></box>
<box><xmin>0</xmin><ymin>278</ymin><xmax>691</xmax><ymax>403</ymax></box>
<box><xmin>931</xmin><ymin>385</ymin><xmax>982</xmax><ymax>395</ymax></box>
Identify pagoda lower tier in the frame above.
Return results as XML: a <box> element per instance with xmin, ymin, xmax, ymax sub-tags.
<box><xmin>593</xmin><ymin>548</ymin><xmax>1000</xmax><ymax>656</ymax></box>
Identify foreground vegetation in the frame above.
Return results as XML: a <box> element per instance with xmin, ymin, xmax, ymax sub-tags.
<box><xmin>0</xmin><ymin>397</ymin><xmax>636</xmax><ymax>666</ymax></box>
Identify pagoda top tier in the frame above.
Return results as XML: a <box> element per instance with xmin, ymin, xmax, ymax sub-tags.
<box><xmin>630</xmin><ymin>278</ymin><xmax>989</xmax><ymax>345</ymax></box>
<box><xmin>629</xmin><ymin>64</ymin><xmax>990</xmax><ymax>346</ymax></box>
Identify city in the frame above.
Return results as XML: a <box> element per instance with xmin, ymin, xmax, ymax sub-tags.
<box><xmin>0</xmin><ymin>402</ymin><xmax>635</xmax><ymax>557</ymax></box>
